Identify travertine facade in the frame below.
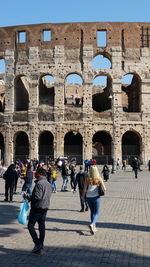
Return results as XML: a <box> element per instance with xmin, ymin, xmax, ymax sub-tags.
<box><xmin>0</xmin><ymin>22</ymin><xmax>150</xmax><ymax>165</ymax></box>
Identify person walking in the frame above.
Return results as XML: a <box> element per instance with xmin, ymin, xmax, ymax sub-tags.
<box><xmin>132</xmin><ymin>157</ymin><xmax>139</xmax><ymax>178</ymax></box>
<box><xmin>61</xmin><ymin>160</ymin><xmax>69</xmax><ymax>191</ymax></box>
<box><xmin>22</xmin><ymin>163</ymin><xmax>34</xmax><ymax>195</ymax></box>
<box><xmin>25</xmin><ymin>167</ymin><xmax>52</xmax><ymax>255</ymax></box>
<box><xmin>102</xmin><ymin>164</ymin><xmax>110</xmax><ymax>182</ymax></box>
<box><xmin>3</xmin><ymin>164</ymin><xmax>18</xmax><ymax>202</ymax></box>
<box><xmin>82</xmin><ymin>165</ymin><xmax>106</xmax><ymax>235</ymax></box>
<box><xmin>70</xmin><ymin>164</ymin><xmax>77</xmax><ymax>192</ymax></box>
<box><xmin>74</xmin><ymin>166</ymin><xmax>89</xmax><ymax>212</ymax></box>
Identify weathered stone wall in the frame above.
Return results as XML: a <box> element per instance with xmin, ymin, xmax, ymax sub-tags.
<box><xmin>0</xmin><ymin>22</ymin><xmax>150</xmax><ymax>165</ymax></box>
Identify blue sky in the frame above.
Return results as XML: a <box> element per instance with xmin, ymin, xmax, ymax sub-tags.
<box><xmin>0</xmin><ymin>0</ymin><xmax>150</xmax><ymax>27</ymax></box>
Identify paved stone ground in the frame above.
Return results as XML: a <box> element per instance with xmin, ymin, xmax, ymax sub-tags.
<box><xmin>0</xmin><ymin>167</ymin><xmax>150</xmax><ymax>267</ymax></box>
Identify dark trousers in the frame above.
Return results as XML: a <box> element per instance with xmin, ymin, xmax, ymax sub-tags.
<box><xmin>27</xmin><ymin>209</ymin><xmax>47</xmax><ymax>248</ymax></box>
<box><xmin>79</xmin><ymin>190</ymin><xmax>88</xmax><ymax>210</ymax></box>
<box><xmin>5</xmin><ymin>183</ymin><xmax>14</xmax><ymax>201</ymax></box>
<box><xmin>134</xmin><ymin>169</ymin><xmax>138</xmax><ymax>178</ymax></box>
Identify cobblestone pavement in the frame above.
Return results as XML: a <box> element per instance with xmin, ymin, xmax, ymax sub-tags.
<box><xmin>0</xmin><ymin>167</ymin><xmax>150</xmax><ymax>267</ymax></box>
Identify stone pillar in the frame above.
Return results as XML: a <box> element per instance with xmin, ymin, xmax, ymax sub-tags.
<box><xmin>28</xmin><ymin>73</ymin><xmax>39</xmax><ymax>122</ymax></box>
<box><xmin>29</xmin><ymin>124</ymin><xmax>39</xmax><ymax>160</ymax></box>
<box><xmin>54</xmin><ymin>75</ymin><xmax>64</xmax><ymax>122</ymax></box>
<box><xmin>4</xmin><ymin>124</ymin><xmax>14</xmax><ymax>166</ymax></box>
<box><xmin>82</xmin><ymin>45</ymin><xmax>93</xmax><ymax>121</ymax></box>
<box><xmin>4</xmin><ymin>49</ymin><xmax>15</xmax><ymax>122</ymax></box>
<box><xmin>55</xmin><ymin>125</ymin><xmax>64</xmax><ymax>159</ymax></box>
<box><xmin>83</xmin><ymin>125</ymin><xmax>92</xmax><ymax>161</ymax></box>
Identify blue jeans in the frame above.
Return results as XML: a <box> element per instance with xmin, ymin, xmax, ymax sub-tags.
<box><xmin>28</xmin><ymin>210</ymin><xmax>47</xmax><ymax>248</ymax></box>
<box><xmin>86</xmin><ymin>196</ymin><xmax>100</xmax><ymax>225</ymax></box>
<box><xmin>22</xmin><ymin>183</ymin><xmax>32</xmax><ymax>195</ymax></box>
<box><xmin>61</xmin><ymin>176</ymin><xmax>68</xmax><ymax>190</ymax></box>
<box><xmin>51</xmin><ymin>179</ymin><xmax>57</xmax><ymax>192</ymax></box>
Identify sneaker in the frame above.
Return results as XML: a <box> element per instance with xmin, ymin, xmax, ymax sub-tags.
<box><xmin>93</xmin><ymin>224</ymin><xmax>98</xmax><ymax>233</ymax></box>
<box><xmin>32</xmin><ymin>244</ymin><xmax>43</xmax><ymax>254</ymax></box>
<box><xmin>89</xmin><ymin>224</ymin><xmax>94</xmax><ymax>235</ymax></box>
<box><xmin>80</xmin><ymin>208</ymin><xmax>84</xmax><ymax>212</ymax></box>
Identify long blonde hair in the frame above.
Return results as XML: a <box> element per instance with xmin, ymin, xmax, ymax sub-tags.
<box><xmin>88</xmin><ymin>166</ymin><xmax>102</xmax><ymax>185</ymax></box>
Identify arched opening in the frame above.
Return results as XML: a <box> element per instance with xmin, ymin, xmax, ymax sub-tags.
<box><xmin>64</xmin><ymin>131</ymin><xmax>83</xmax><ymax>164</ymax></box>
<box><xmin>39</xmin><ymin>75</ymin><xmax>54</xmax><ymax>106</ymax></box>
<box><xmin>14</xmin><ymin>132</ymin><xmax>29</xmax><ymax>162</ymax></box>
<box><xmin>122</xmin><ymin>74</ymin><xmax>141</xmax><ymax>112</ymax></box>
<box><xmin>65</xmin><ymin>74</ymin><xmax>83</xmax><ymax>106</ymax></box>
<box><xmin>122</xmin><ymin>131</ymin><xmax>141</xmax><ymax>164</ymax></box>
<box><xmin>39</xmin><ymin>131</ymin><xmax>54</xmax><ymax>162</ymax></box>
<box><xmin>92</xmin><ymin>54</ymin><xmax>111</xmax><ymax>69</ymax></box>
<box><xmin>92</xmin><ymin>75</ymin><xmax>112</xmax><ymax>112</ymax></box>
<box><xmin>14</xmin><ymin>76</ymin><xmax>29</xmax><ymax>111</ymax></box>
<box><xmin>0</xmin><ymin>59</ymin><xmax>5</xmax><ymax>73</ymax></box>
<box><xmin>0</xmin><ymin>133</ymin><xmax>4</xmax><ymax>162</ymax></box>
<box><xmin>92</xmin><ymin>131</ymin><xmax>112</xmax><ymax>164</ymax></box>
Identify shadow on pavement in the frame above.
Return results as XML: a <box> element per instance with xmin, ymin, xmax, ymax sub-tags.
<box><xmin>0</xmin><ymin>245</ymin><xmax>149</xmax><ymax>267</ymax></box>
<box><xmin>0</xmin><ymin>204</ymin><xmax>20</xmax><ymax>238</ymax></box>
<box><xmin>46</xmin><ymin>217</ymin><xmax>150</xmax><ymax>232</ymax></box>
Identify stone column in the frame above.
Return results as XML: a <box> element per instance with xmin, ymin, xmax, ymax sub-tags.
<box><xmin>28</xmin><ymin>124</ymin><xmax>39</xmax><ymax>160</ymax></box>
<box><xmin>83</xmin><ymin>124</ymin><xmax>92</xmax><ymax>161</ymax></box>
<box><xmin>54</xmin><ymin>45</ymin><xmax>65</xmax><ymax>122</ymax></box>
<box><xmin>28</xmin><ymin>73</ymin><xmax>39</xmax><ymax>122</ymax></box>
<box><xmin>4</xmin><ymin>49</ymin><xmax>15</xmax><ymax>123</ymax></box>
<box><xmin>55</xmin><ymin>125</ymin><xmax>64</xmax><ymax>159</ymax></box>
<box><xmin>4</xmin><ymin>124</ymin><xmax>14</xmax><ymax>166</ymax></box>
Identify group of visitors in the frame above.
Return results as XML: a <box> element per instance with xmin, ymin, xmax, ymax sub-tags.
<box><xmin>3</xmin><ymin>154</ymin><xmax>147</xmax><ymax>255</ymax></box>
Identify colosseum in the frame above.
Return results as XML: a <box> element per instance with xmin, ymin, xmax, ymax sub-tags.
<box><xmin>0</xmin><ymin>21</ymin><xmax>150</xmax><ymax>166</ymax></box>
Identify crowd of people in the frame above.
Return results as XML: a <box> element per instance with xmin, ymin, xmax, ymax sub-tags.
<box><xmin>1</xmin><ymin>155</ymin><xmax>148</xmax><ymax>255</ymax></box>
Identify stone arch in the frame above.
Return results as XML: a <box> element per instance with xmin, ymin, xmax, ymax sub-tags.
<box><xmin>14</xmin><ymin>131</ymin><xmax>29</xmax><ymax>162</ymax></box>
<box><xmin>39</xmin><ymin>131</ymin><xmax>54</xmax><ymax>162</ymax></box>
<box><xmin>122</xmin><ymin>130</ymin><xmax>142</xmax><ymax>163</ymax></box>
<box><xmin>92</xmin><ymin>53</ymin><xmax>112</xmax><ymax>69</ymax></box>
<box><xmin>39</xmin><ymin>74</ymin><xmax>54</xmax><ymax>106</ymax></box>
<box><xmin>14</xmin><ymin>75</ymin><xmax>29</xmax><ymax>111</ymax></box>
<box><xmin>64</xmin><ymin>131</ymin><xmax>83</xmax><ymax>164</ymax></box>
<box><xmin>65</xmin><ymin>73</ymin><xmax>83</xmax><ymax>106</ymax></box>
<box><xmin>121</xmin><ymin>73</ymin><xmax>141</xmax><ymax>112</ymax></box>
<box><xmin>92</xmin><ymin>74</ymin><xmax>112</xmax><ymax>112</ymax></box>
<box><xmin>92</xmin><ymin>131</ymin><xmax>112</xmax><ymax>164</ymax></box>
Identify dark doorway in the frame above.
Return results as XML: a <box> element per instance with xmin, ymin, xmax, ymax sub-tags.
<box><xmin>122</xmin><ymin>131</ymin><xmax>141</xmax><ymax>163</ymax></box>
<box><xmin>92</xmin><ymin>131</ymin><xmax>112</xmax><ymax>164</ymax></box>
<box><xmin>0</xmin><ymin>133</ymin><xmax>4</xmax><ymax>161</ymax></box>
<box><xmin>15</xmin><ymin>132</ymin><xmax>29</xmax><ymax>161</ymax></box>
<box><xmin>64</xmin><ymin>131</ymin><xmax>83</xmax><ymax>164</ymax></box>
<box><xmin>39</xmin><ymin>131</ymin><xmax>54</xmax><ymax>161</ymax></box>
<box><xmin>15</xmin><ymin>76</ymin><xmax>29</xmax><ymax>111</ymax></box>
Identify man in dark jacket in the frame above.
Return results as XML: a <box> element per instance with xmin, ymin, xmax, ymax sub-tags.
<box><xmin>26</xmin><ymin>167</ymin><xmax>51</xmax><ymax>254</ymax></box>
<box><xmin>61</xmin><ymin>160</ymin><xmax>69</xmax><ymax>191</ymax></box>
<box><xmin>74</xmin><ymin>166</ymin><xmax>88</xmax><ymax>212</ymax></box>
<box><xmin>132</xmin><ymin>157</ymin><xmax>139</xmax><ymax>178</ymax></box>
<box><xmin>3</xmin><ymin>164</ymin><xmax>18</xmax><ymax>202</ymax></box>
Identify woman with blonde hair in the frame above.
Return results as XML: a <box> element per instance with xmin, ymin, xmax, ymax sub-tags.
<box><xmin>82</xmin><ymin>165</ymin><xmax>106</xmax><ymax>234</ymax></box>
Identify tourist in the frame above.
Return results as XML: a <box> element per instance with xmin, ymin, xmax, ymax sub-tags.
<box><xmin>61</xmin><ymin>160</ymin><xmax>69</xmax><ymax>191</ymax></box>
<box><xmin>74</xmin><ymin>166</ymin><xmax>88</xmax><ymax>212</ymax></box>
<box><xmin>25</xmin><ymin>167</ymin><xmax>52</xmax><ymax>255</ymax></box>
<box><xmin>82</xmin><ymin>165</ymin><xmax>106</xmax><ymax>235</ymax></box>
<box><xmin>22</xmin><ymin>163</ymin><xmax>34</xmax><ymax>195</ymax></box>
<box><xmin>70</xmin><ymin>164</ymin><xmax>77</xmax><ymax>192</ymax></box>
<box><xmin>132</xmin><ymin>157</ymin><xmax>139</xmax><ymax>178</ymax></box>
<box><xmin>3</xmin><ymin>164</ymin><xmax>18</xmax><ymax>202</ymax></box>
<box><xmin>102</xmin><ymin>164</ymin><xmax>110</xmax><ymax>182</ymax></box>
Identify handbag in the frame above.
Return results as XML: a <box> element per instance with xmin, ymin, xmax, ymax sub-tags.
<box><xmin>18</xmin><ymin>199</ymin><xmax>29</xmax><ymax>225</ymax></box>
<box><xmin>98</xmin><ymin>184</ymin><xmax>105</xmax><ymax>196</ymax></box>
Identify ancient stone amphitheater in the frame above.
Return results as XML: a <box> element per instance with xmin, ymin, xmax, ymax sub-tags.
<box><xmin>0</xmin><ymin>22</ymin><xmax>150</xmax><ymax>166</ymax></box>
